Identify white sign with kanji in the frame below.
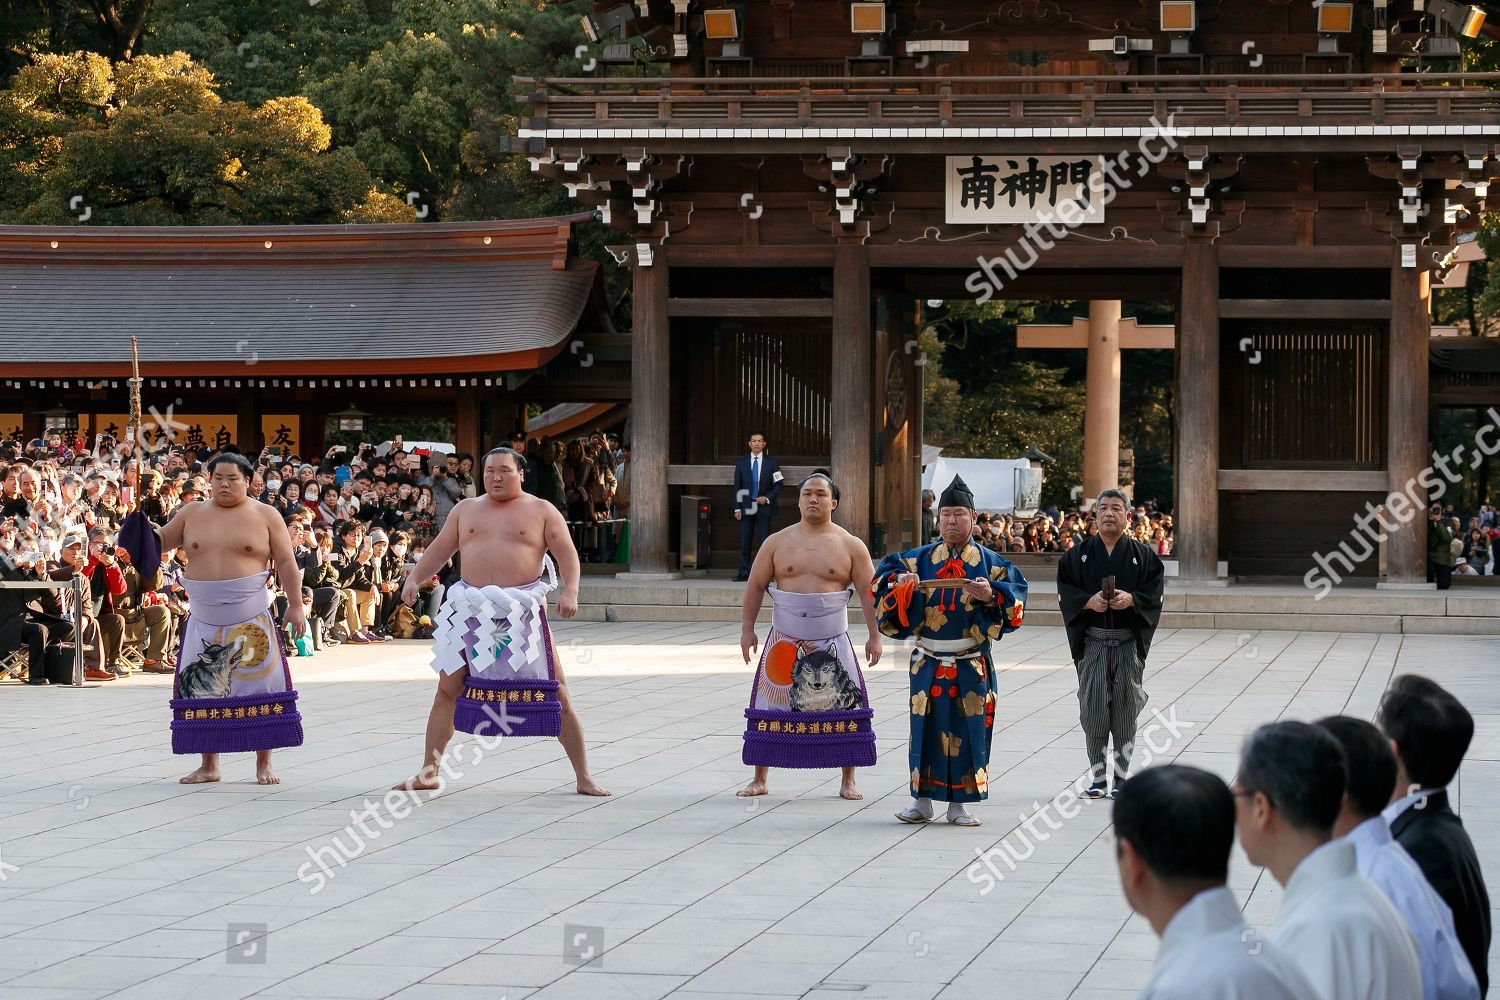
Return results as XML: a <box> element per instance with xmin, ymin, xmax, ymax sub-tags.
<box><xmin>945</xmin><ymin>154</ymin><xmax>1107</xmax><ymax>225</ymax></box>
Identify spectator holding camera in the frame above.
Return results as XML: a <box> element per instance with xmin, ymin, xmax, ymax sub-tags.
<box><xmin>1460</xmin><ymin>529</ymin><xmax>1490</xmax><ymax>576</ymax></box>
<box><xmin>115</xmin><ymin>543</ymin><xmax>176</xmax><ymax>673</ymax></box>
<box><xmin>376</xmin><ymin>530</ymin><xmax>408</xmax><ymax>627</ymax></box>
<box><xmin>52</xmin><ymin>530</ymin><xmax>119</xmax><ymax>681</ymax></box>
<box><xmin>287</xmin><ymin>519</ymin><xmax>341</xmax><ymax>650</ymax></box>
<box><xmin>428</xmin><ymin>452</ymin><xmax>464</xmax><ymax>531</ymax></box>
<box><xmin>1429</xmin><ymin>502</ymin><xmax>1457</xmax><ymax>590</ymax></box>
<box><xmin>330</xmin><ymin>521</ymin><xmax>387</xmax><ymax>643</ymax></box>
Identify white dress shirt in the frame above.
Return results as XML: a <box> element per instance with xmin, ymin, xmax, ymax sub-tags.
<box><xmin>1270</xmin><ymin>839</ymin><xmax>1424</xmax><ymax>1000</ymax></box>
<box><xmin>1346</xmin><ymin>816</ymin><xmax>1480</xmax><ymax>1000</ymax></box>
<box><xmin>1137</xmin><ymin>886</ymin><xmax>1319</xmax><ymax>1000</ymax></box>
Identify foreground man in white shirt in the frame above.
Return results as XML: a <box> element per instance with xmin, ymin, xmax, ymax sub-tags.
<box><xmin>1234</xmin><ymin>720</ymin><xmax>1423</xmax><ymax>1000</ymax></box>
<box><xmin>1115</xmin><ymin>764</ymin><xmax>1318</xmax><ymax>999</ymax></box>
<box><xmin>1317</xmin><ymin>715</ymin><xmax>1479</xmax><ymax>1000</ymax></box>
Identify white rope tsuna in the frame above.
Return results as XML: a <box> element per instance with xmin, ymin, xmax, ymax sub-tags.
<box><xmin>430</xmin><ymin>557</ymin><xmax>559</xmax><ymax>676</ymax></box>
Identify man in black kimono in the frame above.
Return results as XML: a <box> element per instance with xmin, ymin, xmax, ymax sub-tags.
<box><xmin>1057</xmin><ymin>489</ymin><xmax>1165</xmax><ymax>799</ymax></box>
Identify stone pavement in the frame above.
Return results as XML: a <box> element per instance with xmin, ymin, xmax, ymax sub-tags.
<box><xmin>1</xmin><ymin>622</ymin><xmax>1497</xmax><ymax>999</ymax></box>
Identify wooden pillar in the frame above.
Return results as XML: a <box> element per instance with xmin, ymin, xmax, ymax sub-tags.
<box><xmin>303</xmin><ymin>409</ymin><xmax>324</xmax><ymax>461</ymax></box>
<box><xmin>236</xmin><ymin>388</ymin><xmax>258</xmax><ymax>453</ymax></box>
<box><xmin>1083</xmin><ymin>300</ymin><xmax>1123</xmax><ymax>504</ymax></box>
<box><xmin>1386</xmin><ymin>255</ymin><xmax>1431</xmax><ymax>584</ymax></box>
<box><xmin>911</xmin><ymin>300</ymin><xmax>926</xmax><ymax>549</ymax></box>
<box><xmin>832</xmin><ymin>243</ymin><xmax>872</xmax><ymax>545</ymax></box>
<box><xmin>20</xmin><ymin>388</ymin><xmax>43</xmax><ymax>442</ymax></box>
<box><xmin>454</xmin><ymin>385</ymin><xmax>480</xmax><ymax>459</ymax></box>
<box><xmin>1177</xmin><ymin>243</ymin><xmax>1220</xmax><ymax>581</ymax></box>
<box><xmin>628</xmin><ymin>254</ymin><xmax>672</xmax><ymax>575</ymax></box>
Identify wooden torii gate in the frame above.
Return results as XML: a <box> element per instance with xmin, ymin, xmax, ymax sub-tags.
<box><xmin>1016</xmin><ymin>302</ymin><xmax>1174</xmax><ymax>507</ymax></box>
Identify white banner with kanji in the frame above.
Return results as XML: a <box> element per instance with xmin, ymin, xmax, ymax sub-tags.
<box><xmin>945</xmin><ymin>154</ymin><xmax>1108</xmax><ymax>225</ymax></box>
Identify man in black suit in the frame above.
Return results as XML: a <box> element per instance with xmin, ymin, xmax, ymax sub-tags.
<box><xmin>1379</xmin><ymin>674</ymin><xmax>1492</xmax><ymax>996</ymax></box>
<box><xmin>732</xmin><ymin>432</ymin><xmax>782</xmax><ymax>582</ymax></box>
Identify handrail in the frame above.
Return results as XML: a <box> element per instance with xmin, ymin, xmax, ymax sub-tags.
<box><xmin>517</xmin><ymin>71</ymin><xmax>1500</xmax><ymax>89</ymax></box>
<box><xmin>0</xmin><ymin>575</ymin><xmax>88</xmax><ymax>687</ymax></box>
<box><xmin>514</xmin><ymin>69</ymin><xmax>1500</xmax><ymax>131</ymax></box>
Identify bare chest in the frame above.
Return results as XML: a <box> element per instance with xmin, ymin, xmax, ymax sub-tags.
<box><xmin>460</xmin><ymin>503</ymin><xmax>548</xmax><ymax>557</ymax></box>
<box><xmin>774</xmin><ymin>544</ymin><xmax>853</xmax><ymax>589</ymax></box>
<box><xmin>184</xmin><ymin>506</ymin><xmax>269</xmax><ymax>560</ymax></box>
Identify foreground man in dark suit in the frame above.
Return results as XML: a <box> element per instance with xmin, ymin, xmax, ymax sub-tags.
<box><xmin>1380</xmin><ymin>674</ymin><xmax>1492</xmax><ymax>997</ymax></box>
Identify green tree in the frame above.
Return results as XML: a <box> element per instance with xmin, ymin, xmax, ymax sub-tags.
<box><xmin>919</xmin><ymin>298</ymin><xmax>1175</xmax><ymax>509</ymax></box>
<box><xmin>0</xmin><ymin>50</ymin><xmax>412</xmax><ymax>224</ymax></box>
<box><xmin>919</xmin><ymin>324</ymin><xmax>1087</xmax><ymax>509</ymax></box>
<box><xmin>307</xmin><ymin>29</ymin><xmax>468</xmax><ymax>219</ymax></box>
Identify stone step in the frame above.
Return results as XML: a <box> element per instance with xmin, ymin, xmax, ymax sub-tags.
<box><xmin>567</xmin><ymin>599</ymin><xmax>1500</xmax><ymax>633</ymax></box>
<box><xmin>580</xmin><ymin>580</ymin><xmax>1500</xmax><ymax>615</ymax></box>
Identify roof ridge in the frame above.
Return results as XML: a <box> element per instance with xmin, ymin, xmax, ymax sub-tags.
<box><xmin>0</xmin><ymin>214</ymin><xmax>595</xmax><ymax>265</ymax></box>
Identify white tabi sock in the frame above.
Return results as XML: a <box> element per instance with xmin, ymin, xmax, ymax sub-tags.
<box><xmin>946</xmin><ymin>802</ymin><xmax>973</xmax><ymax>822</ymax></box>
<box><xmin>897</xmin><ymin>798</ymin><xmax>936</xmax><ymax>821</ymax></box>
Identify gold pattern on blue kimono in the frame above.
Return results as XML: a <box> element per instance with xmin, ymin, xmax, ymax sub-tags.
<box><xmin>871</xmin><ymin>541</ymin><xmax>1030</xmax><ymax>804</ymax></box>
<box><xmin>908</xmin><ymin>650</ymin><xmax>997</xmax><ymax>802</ymax></box>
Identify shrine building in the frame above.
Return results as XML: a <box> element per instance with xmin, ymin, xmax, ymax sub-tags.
<box><xmin>514</xmin><ymin>0</ymin><xmax>1500</xmax><ymax>583</ymax></box>
<box><xmin>0</xmin><ymin>217</ymin><xmax>627</xmax><ymax>460</ymax></box>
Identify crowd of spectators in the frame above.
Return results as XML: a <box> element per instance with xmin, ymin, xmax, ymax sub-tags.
<box><xmin>920</xmin><ymin>489</ymin><xmax>1175</xmax><ymax>557</ymax></box>
<box><xmin>506</xmin><ymin>430</ymin><xmax>629</xmax><ymax>563</ymax></box>
<box><xmin>1428</xmin><ymin>502</ymin><xmax>1500</xmax><ymax>586</ymax></box>
<box><xmin>0</xmin><ymin>425</ymin><xmax>629</xmax><ymax>685</ymax></box>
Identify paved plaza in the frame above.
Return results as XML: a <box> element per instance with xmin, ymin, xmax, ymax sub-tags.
<box><xmin>1</xmin><ymin>620</ymin><xmax>1497</xmax><ymax>999</ymax></box>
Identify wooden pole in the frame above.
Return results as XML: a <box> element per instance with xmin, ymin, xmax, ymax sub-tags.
<box><xmin>1177</xmin><ymin>243</ymin><xmax>1220</xmax><ymax>581</ymax></box>
<box><xmin>128</xmin><ymin>336</ymin><xmax>142</xmax><ymax>515</ymax></box>
<box><xmin>627</xmin><ymin>252</ymin><xmax>672</xmax><ymax>575</ymax></box>
<box><xmin>832</xmin><ymin>243</ymin><xmax>872</xmax><ymax>546</ymax></box>
<box><xmin>1386</xmin><ymin>254</ymin><xmax>1431</xmax><ymax>584</ymax></box>
<box><xmin>1083</xmin><ymin>300</ymin><xmax>1123</xmax><ymax>504</ymax></box>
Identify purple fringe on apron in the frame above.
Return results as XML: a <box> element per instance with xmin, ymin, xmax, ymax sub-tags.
<box><xmin>742</xmin><ymin>587</ymin><xmax>877</xmax><ymax>769</ymax></box>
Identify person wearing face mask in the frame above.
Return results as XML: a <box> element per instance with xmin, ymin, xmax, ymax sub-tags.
<box><xmin>290</xmin><ymin>519</ymin><xmax>341</xmax><ymax>650</ymax></box>
<box><xmin>263</xmin><ymin>476</ymin><xmax>283</xmax><ymax>505</ymax></box>
<box><xmin>373</xmin><ymin>530</ymin><xmax>406</xmax><ymax>629</ymax></box>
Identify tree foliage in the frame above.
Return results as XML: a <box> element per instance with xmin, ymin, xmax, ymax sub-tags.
<box><xmin>4</xmin><ymin>4</ymin><xmax>1497</xmax><ymax>510</ymax></box>
<box><xmin>919</xmin><ymin>299</ymin><xmax>1175</xmax><ymax>509</ymax></box>
<box><xmin>0</xmin><ymin>50</ymin><xmax>408</xmax><ymax>224</ymax></box>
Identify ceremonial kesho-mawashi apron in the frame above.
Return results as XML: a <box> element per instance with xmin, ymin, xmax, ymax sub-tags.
<box><xmin>169</xmin><ymin>572</ymin><xmax>303</xmax><ymax>754</ymax></box>
<box><xmin>431</xmin><ymin>557</ymin><xmax>562</xmax><ymax>738</ymax></box>
<box><xmin>741</xmin><ymin>586</ymin><xmax>877</xmax><ymax>768</ymax></box>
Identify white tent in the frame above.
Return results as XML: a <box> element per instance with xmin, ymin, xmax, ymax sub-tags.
<box><xmin>374</xmin><ymin>440</ymin><xmax>453</xmax><ymax>457</ymax></box>
<box><xmin>921</xmin><ymin>456</ymin><xmax>1034</xmax><ymax>514</ymax></box>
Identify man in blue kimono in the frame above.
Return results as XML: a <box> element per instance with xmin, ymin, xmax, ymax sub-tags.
<box><xmin>871</xmin><ymin>475</ymin><xmax>1028</xmax><ymax>827</ymax></box>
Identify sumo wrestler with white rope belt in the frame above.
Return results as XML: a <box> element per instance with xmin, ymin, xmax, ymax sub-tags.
<box><xmin>392</xmin><ymin>446</ymin><xmax>610</xmax><ymax>797</ymax></box>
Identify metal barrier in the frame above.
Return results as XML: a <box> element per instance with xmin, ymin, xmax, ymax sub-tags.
<box><xmin>0</xmin><ymin>576</ymin><xmax>91</xmax><ymax>687</ymax></box>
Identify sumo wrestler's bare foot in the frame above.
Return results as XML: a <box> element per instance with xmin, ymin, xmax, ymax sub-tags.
<box><xmin>576</xmin><ymin>775</ymin><xmax>612</xmax><ymax>797</ymax></box>
<box><xmin>737</xmin><ymin>779</ymin><xmax>769</xmax><ymax>797</ymax></box>
<box><xmin>737</xmin><ymin>766</ymin><xmax>769</xmax><ymax>797</ymax></box>
<box><xmin>256</xmin><ymin>752</ymin><xmax>280</xmax><ymax>785</ymax></box>
<box><xmin>839</xmin><ymin>769</ymin><xmax>863</xmax><ymax>801</ymax></box>
<box><xmin>392</xmin><ymin>769</ymin><xmax>443</xmax><ymax>792</ymax></box>
<box><xmin>179</xmin><ymin>766</ymin><xmax>220</xmax><ymax>784</ymax></box>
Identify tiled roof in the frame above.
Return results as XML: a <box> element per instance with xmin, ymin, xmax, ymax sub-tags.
<box><xmin>0</xmin><ymin>216</ymin><xmax>601</xmax><ymax>375</ymax></box>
